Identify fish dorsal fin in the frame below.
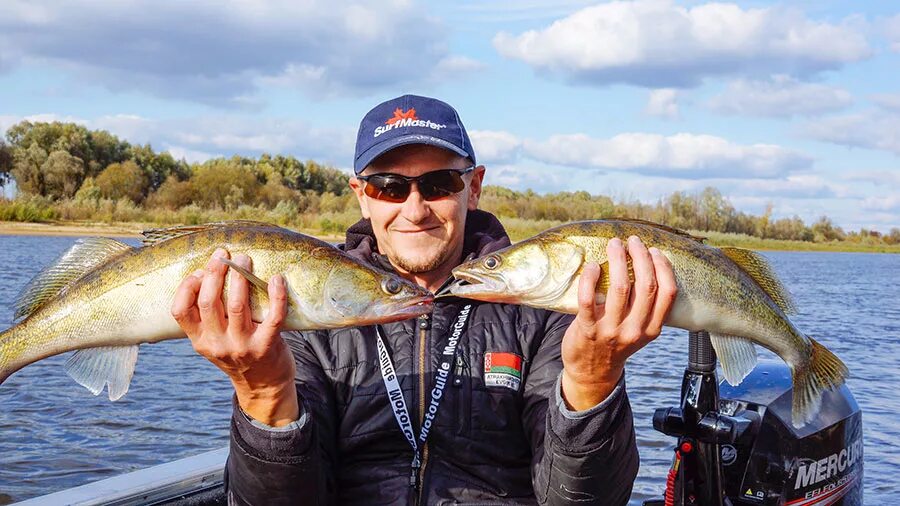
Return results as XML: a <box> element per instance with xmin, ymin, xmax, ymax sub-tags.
<box><xmin>14</xmin><ymin>238</ymin><xmax>133</xmax><ymax>321</ymax></box>
<box><xmin>719</xmin><ymin>247</ymin><xmax>797</xmax><ymax>314</ymax></box>
<box><xmin>609</xmin><ymin>218</ymin><xmax>706</xmax><ymax>243</ymax></box>
<box><xmin>141</xmin><ymin>220</ymin><xmax>282</xmax><ymax>246</ymax></box>
<box><xmin>64</xmin><ymin>345</ymin><xmax>140</xmax><ymax>401</ymax></box>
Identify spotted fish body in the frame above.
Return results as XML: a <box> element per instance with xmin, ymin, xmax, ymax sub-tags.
<box><xmin>0</xmin><ymin>221</ymin><xmax>433</xmax><ymax>400</ymax></box>
<box><xmin>447</xmin><ymin>219</ymin><xmax>848</xmax><ymax>427</ymax></box>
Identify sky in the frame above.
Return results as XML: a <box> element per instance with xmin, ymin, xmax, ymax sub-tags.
<box><xmin>0</xmin><ymin>0</ymin><xmax>898</xmax><ymax>232</ymax></box>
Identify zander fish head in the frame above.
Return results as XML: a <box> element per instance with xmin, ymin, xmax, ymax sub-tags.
<box><xmin>285</xmin><ymin>248</ymin><xmax>433</xmax><ymax>327</ymax></box>
<box><xmin>448</xmin><ymin>237</ymin><xmax>585</xmax><ymax>307</ymax></box>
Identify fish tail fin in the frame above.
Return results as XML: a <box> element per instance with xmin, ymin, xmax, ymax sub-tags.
<box><xmin>790</xmin><ymin>338</ymin><xmax>849</xmax><ymax>428</ymax></box>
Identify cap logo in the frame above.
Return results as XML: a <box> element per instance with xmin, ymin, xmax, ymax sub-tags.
<box><xmin>374</xmin><ymin>107</ymin><xmax>447</xmax><ymax>138</ymax></box>
<box><xmin>386</xmin><ymin>108</ymin><xmax>418</xmax><ymax>125</ymax></box>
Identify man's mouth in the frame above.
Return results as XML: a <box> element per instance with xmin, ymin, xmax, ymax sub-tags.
<box><xmin>393</xmin><ymin>226</ymin><xmax>441</xmax><ymax>234</ymax></box>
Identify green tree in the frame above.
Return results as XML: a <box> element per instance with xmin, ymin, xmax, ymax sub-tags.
<box><xmin>0</xmin><ymin>139</ymin><xmax>13</xmax><ymax>188</ymax></box>
<box><xmin>96</xmin><ymin>160</ymin><xmax>150</xmax><ymax>203</ymax></box>
<box><xmin>11</xmin><ymin>143</ymin><xmax>49</xmax><ymax>195</ymax></box>
<box><xmin>42</xmin><ymin>150</ymin><xmax>85</xmax><ymax>199</ymax></box>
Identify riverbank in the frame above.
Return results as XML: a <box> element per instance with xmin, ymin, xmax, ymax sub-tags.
<box><xmin>1</xmin><ymin>220</ymin><xmax>897</xmax><ymax>253</ymax></box>
<box><xmin>0</xmin><ymin>221</ymin><xmax>345</xmax><ymax>243</ymax></box>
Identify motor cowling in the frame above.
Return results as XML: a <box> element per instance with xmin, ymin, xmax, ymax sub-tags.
<box><xmin>718</xmin><ymin>361</ymin><xmax>863</xmax><ymax>506</ymax></box>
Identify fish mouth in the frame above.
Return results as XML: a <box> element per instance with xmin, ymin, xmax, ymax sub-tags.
<box><xmin>437</xmin><ymin>271</ymin><xmax>507</xmax><ymax>299</ymax></box>
<box><xmin>371</xmin><ymin>293</ymin><xmax>434</xmax><ymax>323</ymax></box>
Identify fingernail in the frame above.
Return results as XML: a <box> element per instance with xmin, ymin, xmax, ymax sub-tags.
<box><xmin>628</xmin><ymin>235</ymin><xmax>640</xmax><ymax>245</ymax></box>
<box><xmin>649</xmin><ymin>247</ymin><xmax>661</xmax><ymax>256</ymax></box>
<box><xmin>609</xmin><ymin>237</ymin><xmax>623</xmax><ymax>248</ymax></box>
<box><xmin>272</xmin><ymin>274</ymin><xmax>284</xmax><ymax>287</ymax></box>
<box><xmin>192</xmin><ymin>269</ymin><xmax>205</xmax><ymax>278</ymax></box>
<box><xmin>213</xmin><ymin>248</ymin><xmax>228</xmax><ymax>258</ymax></box>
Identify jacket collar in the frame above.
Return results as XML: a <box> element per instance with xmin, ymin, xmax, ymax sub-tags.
<box><xmin>341</xmin><ymin>209</ymin><xmax>511</xmax><ymax>269</ymax></box>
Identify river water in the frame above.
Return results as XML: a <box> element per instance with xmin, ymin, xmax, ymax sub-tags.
<box><xmin>0</xmin><ymin>235</ymin><xmax>896</xmax><ymax>504</ymax></box>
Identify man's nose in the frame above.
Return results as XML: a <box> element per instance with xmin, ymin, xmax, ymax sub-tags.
<box><xmin>401</xmin><ymin>182</ymin><xmax>430</xmax><ymax>223</ymax></box>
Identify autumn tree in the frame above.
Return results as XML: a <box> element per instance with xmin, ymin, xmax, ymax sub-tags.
<box><xmin>0</xmin><ymin>139</ymin><xmax>12</xmax><ymax>188</ymax></box>
<box><xmin>41</xmin><ymin>150</ymin><xmax>85</xmax><ymax>199</ymax></box>
<box><xmin>96</xmin><ymin>160</ymin><xmax>150</xmax><ymax>203</ymax></box>
<box><xmin>11</xmin><ymin>143</ymin><xmax>49</xmax><ymax>195</ymax></box>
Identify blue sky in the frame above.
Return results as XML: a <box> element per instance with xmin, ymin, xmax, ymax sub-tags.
<box><xmin>1</xmin><ymin>0</ymin><xmax>898</xmax><ymax>231</ymax></box>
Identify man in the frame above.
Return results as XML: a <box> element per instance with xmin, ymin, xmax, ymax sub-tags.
<box><xmin>172</xmin><ymin>95</ymin><xmax>677</xmax><ymax>505</ymax></box>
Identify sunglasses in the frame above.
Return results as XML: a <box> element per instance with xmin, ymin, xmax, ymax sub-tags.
<box><xmin>356</xmin><ymin>166</ymin><xmax>475</xmax><ymax>203</ymax></box>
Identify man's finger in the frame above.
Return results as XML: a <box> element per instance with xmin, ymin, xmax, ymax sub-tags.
<box><xmin>171</xmin><ymin>270</ymin><xmax>204</xmax><ymax>338</ymax></box>
<box><xmin>197</xmin><ymin>248</ymin><xmax>229</xmax><ymax>334</ymax></box>
<box><xmin>626</xmin><ymin>235</ymin><xmax>657</xmax><ymax>330</ymax></box>
<box><xmin>576</xmin><ymin>262</ymin><xmax>602</xmax><ymax>323</ymax></box>
<box><xmin>603</xmin><ymin>237</ymin><xmax>630</xmax><ymax>324</ymax></box>
<box><xmin>259</xmin><ymin>274</ymin><xmax>288</xmax><ymax>337</ymax></box>
<box><xmin>227</xmin><ymin>253</ymin><xmax>254</xmax><ymax>337</ymax></box>
<box><xmin>646</xmin><ymin>247</ymin><xmax>677</xmax><ymax>337</ymax></box>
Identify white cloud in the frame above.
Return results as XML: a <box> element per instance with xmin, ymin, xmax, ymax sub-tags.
<box><xmin>862</xmin><ymin>195</ymin><xmax>900</xmax><ymax>212</ymax></box>
<box><xmin>0</xmin><ymin>1</ymin><xmax>475</xmax><ymax>106</ymax></box>
<box><xmin>871</xmin><ymin>93</ymin><xmax>900</xmax><ymax>113</ymax></box>
<box><xmin>709</xmin><ymin>75</ymin><xmax>853</xmax><ymax>117</ymax></box>
<box><xmin>470</xmin><ymin>130</ymin><xmax>523</xmax><ymax>164</ymax></box>
<box><xmin>522</xmin><ymin>132</ymin><xmax>812</xmax><ymax>178</ymax></box>
<box><xmin>842</xmin><ymin>170</ymin><xmax>900</xmax><ymax>187</ymax></box>
<box><xmin>493</xmin><ymin>0</ymin><xmax>870</xmax><ymax>88</ymax></box>
<box><xmin>804</xmin><ymin>109</ymin><xmax>900</xmax><ymax>156</ymax></box>
<box><xmin>645</xmin><ymin>89</ymin><xmax>680</xmax><ymax>119</ymax></box>
<box><xmin>885</xmin><ymin>14</ymin><xmax>900</xmax><ymax>52</ymax></box>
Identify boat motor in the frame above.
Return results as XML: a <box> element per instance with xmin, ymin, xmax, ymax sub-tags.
<box><xmin>644</xmin><ymin>331</ymin><xmax>863</xmax><ymax>506</ymax></box>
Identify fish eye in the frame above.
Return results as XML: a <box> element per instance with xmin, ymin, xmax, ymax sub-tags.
<box><xmin>382</xmin><ymin>277</ymin><xmax>403</xmax><ymax>295</ymax></box>
<box><xmin>484</xmin><ymin>255</ymin><xmax>501</xmax><ymax>270</ymax></box>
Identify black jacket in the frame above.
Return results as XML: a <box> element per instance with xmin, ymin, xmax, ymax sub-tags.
<box><xmin>225</xmin><ymin>210</ymin><xmax>639</xmax><ymax>505</ymax></box>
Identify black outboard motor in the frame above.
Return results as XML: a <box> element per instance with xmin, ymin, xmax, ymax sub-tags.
<box><xmin>646</xmin><ymin>331</ymin><xmax>863</xmax><ymax>506</ymax></box>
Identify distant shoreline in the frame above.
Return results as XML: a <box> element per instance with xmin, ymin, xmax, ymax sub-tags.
<box><xmin>0</xmin><ymin>221</ymin><xmax>344</xmax><ymax>243</ymax></box>
<box><xmin>0</xmin><ymin>220</ymin><xmax>896</xmax><ymax>253</ymax></box>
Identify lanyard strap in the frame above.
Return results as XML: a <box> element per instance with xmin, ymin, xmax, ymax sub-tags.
<box><xmin>376</xmin><ymin>304</ymin><xmax>473</xmax><ymax>480</ymax></box>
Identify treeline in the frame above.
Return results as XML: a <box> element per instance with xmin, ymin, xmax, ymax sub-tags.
<box><xmin>481</xmin><ymin>186</ymin><xmax>900</xmax><ymax>245</ymax></box>
<box><xmin>1</xmin><ymin>121</ymin><xmax>898</xmax><ymax>246</ymax></box>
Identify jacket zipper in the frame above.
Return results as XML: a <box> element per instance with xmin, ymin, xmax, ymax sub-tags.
<box><xmin>415</xmin><ymin>312</ymin><xmax>431</xmax><ymax>504</ymax></box>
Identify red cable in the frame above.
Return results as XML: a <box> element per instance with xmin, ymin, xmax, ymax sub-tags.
<box><xmin>664</xmin><ymin>450</ymin><xmax>681</xmax><ymax>506</ymax></box>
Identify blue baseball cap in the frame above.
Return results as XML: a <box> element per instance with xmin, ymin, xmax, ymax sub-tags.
<box><xmin>353</xmin><ymin>94</ymin><xmax>476</xmax><ymax>174</ymax></box>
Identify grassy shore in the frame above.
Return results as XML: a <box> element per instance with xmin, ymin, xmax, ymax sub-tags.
<box><xmin>1</xmin><ymin>218</ymin><xmax>897</xmax><ymax>253</ymax></box>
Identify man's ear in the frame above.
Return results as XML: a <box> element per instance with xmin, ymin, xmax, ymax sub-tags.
<box><xmin>348</xmin><ymin>176</ymin><xmax>371</xmax><ymax>219</ymax></box>
<box><xmin>467</xmin><ymin>165</ymin><xmax>486</xmax><ymax>211</ymax></box>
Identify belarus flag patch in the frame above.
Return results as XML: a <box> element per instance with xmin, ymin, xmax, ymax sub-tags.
<box><xmin>484</xmin><ymin>352</ymin><xmax>523</xmax><ymax>391</ymax></box>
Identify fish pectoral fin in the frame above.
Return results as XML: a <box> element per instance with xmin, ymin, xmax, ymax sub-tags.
<box><xmin>709</xmin><ymin>333</ymin><xmax>757</xmax><ymax>386</ymax></box>
<box><xmin>219</xmin><ymin>258</ymin><xmax>270</xmax><ymax>294</ymax></box>
<box><xmin>64</xmin><ymin>345</ymin><xmax>140</xmax><ymax>401</ymax></box>
<box><xmin>596</xmin><ymin>257</ymin><xmax>635</xmax><ymax>295</ymax></box>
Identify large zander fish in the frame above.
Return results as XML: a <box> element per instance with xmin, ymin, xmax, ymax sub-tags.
<box><xmin>444</xmin><ymin>219</ymin><xmax>847</xmax><ymax>427</ymax></box>
<box><xmin>0</xmin><ymin>221</ymin><xmax>433</xmax><ymax>400</ymax></box>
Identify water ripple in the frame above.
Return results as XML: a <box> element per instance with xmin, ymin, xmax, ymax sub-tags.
<box><xmin>0</xmin><ymin>238</ymin><xmax>896</xmax><ymax>504</ymax></box>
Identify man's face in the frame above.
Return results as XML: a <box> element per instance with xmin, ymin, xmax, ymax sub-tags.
<box><xmin>349</xmin><ymin>144</ymin><xmax>485</xmax><ymax>275</ymax></box>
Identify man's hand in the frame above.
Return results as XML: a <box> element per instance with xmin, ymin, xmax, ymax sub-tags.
<box><xmin>560</xmin><ymin>236</ymin><xmax>677</xmax><ymax>411</ymax></box>
<box><xmin>171</xmin><ymin>249</ymin><xmax>299</xmax><ymax>427</ymax></box>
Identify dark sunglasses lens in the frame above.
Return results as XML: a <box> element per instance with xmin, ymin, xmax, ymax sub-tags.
<box><xmin>364</xmin><ymin>175</ymin><xmax>410</xmax><ymax>203</ymax></box>
<box><xmin>419</xmin><ymin>170</ymin><xmax>466</xmax><ymax>200</ymax></box>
